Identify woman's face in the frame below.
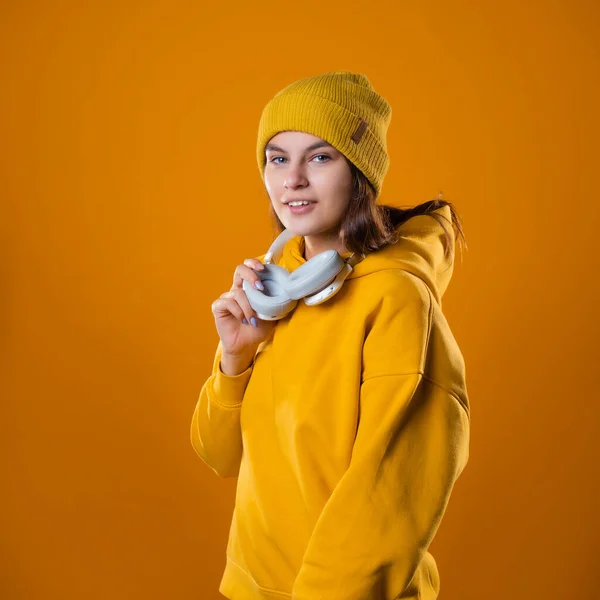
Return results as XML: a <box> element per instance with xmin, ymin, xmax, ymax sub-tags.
<box><xmin>264</xmin><ymin>131</ymin><xmax>353</xmax><ymax>237</ymax></box>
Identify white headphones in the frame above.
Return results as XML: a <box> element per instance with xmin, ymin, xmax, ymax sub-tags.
<box><xmin>242</xmin><ymin>229</ymin><xmax>366</xmax><ymax>321</ymax></box>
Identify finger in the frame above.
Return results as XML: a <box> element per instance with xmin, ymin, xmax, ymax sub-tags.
<box><xmin>232</xmin><ymin>263</ymin><xmax>266</xmax><ymax>292</ymax></box>
<box><xmin>219</xmin><ymin>291</ymin><xmax>255</xmax><ymax>326</ymax></box>
<box><xmin>232</xmin><ymin>262</ymin><xmax>264</xmax><ymax>289</ymax></box>
<box><xmin>231</xmin><ymin>288</ymin><xmax>257</xmax><ymax>324</ymax></box>
<box><xmin>211</xmin><ymin>297</ymin><xmax>245</xmax><ymax>323</ymax></box>
<box><xmin>244</xmin><ymin>258</ymin><xmax>265</xmax><ymax>271</ymax></box>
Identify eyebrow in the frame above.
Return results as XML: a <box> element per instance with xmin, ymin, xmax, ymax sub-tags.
<box><xmin>265</xmin><ymin>140</ymin><xmax>334</xmax><ymax>153</ymax></box>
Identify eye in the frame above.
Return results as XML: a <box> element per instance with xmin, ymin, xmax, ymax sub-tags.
<box><xmin>267</xmin><ymin>154</ymin><xmax>330</xmax><ymax>165</ymax></box>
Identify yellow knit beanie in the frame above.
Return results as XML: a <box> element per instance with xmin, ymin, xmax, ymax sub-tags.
<box><xmin>256</xmin><ymin>70</ymin><xmax>392</xmax><ymax>197</ymax></box>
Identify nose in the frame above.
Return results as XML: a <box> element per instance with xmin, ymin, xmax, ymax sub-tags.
<box><xmin>284</xmin><ymin>162</ymin><xmax>308</xmax><ymax>190</ymax></box>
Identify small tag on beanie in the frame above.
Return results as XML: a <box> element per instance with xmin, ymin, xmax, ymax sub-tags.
<box><xmin>351</xmin><ymin>118</ymin><xmax>368</xmax><ymax>143</ymax></box>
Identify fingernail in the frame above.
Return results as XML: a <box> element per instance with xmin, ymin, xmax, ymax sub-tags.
<box><xmin>254</xmin><ymin>281</ymin><xmax>264</xmax><ymax>291</ymax></box>
<box><xmin>242</xmin><ymin>318</ymin><xmax>248</xmax><ymax>325</ymax></box>
<box><xmin>250</xmin><ymin>317</ymin><xmax>257</xmax><ymax>328</ymax></box>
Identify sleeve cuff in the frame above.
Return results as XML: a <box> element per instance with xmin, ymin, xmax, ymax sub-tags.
<box><xmin>211</xmin><ymin>360</ymin><xmax>254</xmax><ymax>407</ymax></box>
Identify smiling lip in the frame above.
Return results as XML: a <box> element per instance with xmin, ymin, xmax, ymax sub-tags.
<box><xmin>287</xmin><ymin>202</ymin><xmax>316</xmax><ymax>215</ymax></box>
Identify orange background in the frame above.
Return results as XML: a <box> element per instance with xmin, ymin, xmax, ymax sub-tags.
<box><xmin>1</xmin><ymin>1</ymin><xmax>598</xmax><ymax>599</ymax></box>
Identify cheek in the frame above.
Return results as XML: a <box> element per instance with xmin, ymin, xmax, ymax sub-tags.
<box><xmin>264</xmin><ymin>173</ymin><xmax>281</xmax><ymax>199</ymax></box>
<box><xmin>264</xmin><ymin>180</ymin><xmax>273</xmax><ymax>199</ymax></box>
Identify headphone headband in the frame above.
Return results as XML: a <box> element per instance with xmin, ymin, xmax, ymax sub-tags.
<box><xmin>264</xmin><ymin>229</ymin><xmax>367</xmax><ymax>267</ymax></box>
<box><xmin>264</xmin><ymin>229</ymin><xmax>297</xmax><ymax>264</ymax></box>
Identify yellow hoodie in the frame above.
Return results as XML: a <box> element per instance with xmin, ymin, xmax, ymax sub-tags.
<box><xmin>190</xmin><ymin>204</ymin><xmax>470</xmax><ymax>600</ymax></box>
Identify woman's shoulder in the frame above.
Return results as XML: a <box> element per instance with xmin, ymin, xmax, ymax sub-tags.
<box><xmin>358</xmin><ymin>268</ymin><xmax>432</xmax><ymax>309</ymax></box>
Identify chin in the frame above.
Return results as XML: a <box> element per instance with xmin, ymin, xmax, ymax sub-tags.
<box><xmin>278</xmin><ymin>212</ymin><xmax>334</xmax><ymax>237</ymax></box>
<box><xmin>280</xmin><ymin>221</ymin><xmax>318</xmax><ymax>236</ymax></box>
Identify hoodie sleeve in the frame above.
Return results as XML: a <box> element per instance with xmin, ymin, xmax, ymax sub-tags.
<box><xmin>190</xmin><ymin>252</ymin><xmax>267</xmax><ymax>478</ymax></box>
<box><xmin>291</xmin><ymin>275</ymin><xmax>470</xmax><ymax>600</ymax></box>
<box><xmin>190</xmin><ymin>340</ymin><xmax>254</xmax><ymax>479</ymax></box>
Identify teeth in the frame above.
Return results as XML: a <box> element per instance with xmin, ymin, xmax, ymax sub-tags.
<box><xmin>289</xmin><ymin>201</ymin><xmax>311</xmax><ymax>206</ymax></box>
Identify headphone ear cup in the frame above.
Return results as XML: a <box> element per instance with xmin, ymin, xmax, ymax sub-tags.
<box><xmin>241</xmin><ymin>264</ymin><xmax>298</xmax><ymax>321</ymax></box>
<box><xmin>304</xmin><ymin>262</ymin><xmax>353</xmax><ymax>306</ymax></box>
<box><xmin>283</xmin><ymin>250</ymin><xmax>346</xmax><ymax>299</ymax></box>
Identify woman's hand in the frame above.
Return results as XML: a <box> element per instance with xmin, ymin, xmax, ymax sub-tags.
<box><xmin>211</xmin><ymin>258</ymin><xmax>276</xmax><ymax>368</ymax></box>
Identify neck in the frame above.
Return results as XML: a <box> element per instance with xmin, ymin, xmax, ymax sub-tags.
<box><xmin>302</xmin><ymin>232</ymin><xmax>349</xmax><ymax>261</ymax></box>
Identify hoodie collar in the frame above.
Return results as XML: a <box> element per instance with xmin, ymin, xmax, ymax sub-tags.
<box><xmin>280</xmin><ymin>205</ymin><xmax>455</xmax><ymax>305</ymax></box>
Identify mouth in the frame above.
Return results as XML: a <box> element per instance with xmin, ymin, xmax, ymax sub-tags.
<box><xmin>283</xmin><ymin>199</ymin><xmax>317</xmax><ymax>205</ymax></box>
<box><xmin>286</xmin><ymin>201</ymin><xmax>317</xmax><ymax>214</ymax></box>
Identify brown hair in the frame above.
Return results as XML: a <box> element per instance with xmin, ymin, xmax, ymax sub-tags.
<box><xmin>268</xmin><ymin>158</ymin><xmax>468</xmax><ymax>262</ymax></box>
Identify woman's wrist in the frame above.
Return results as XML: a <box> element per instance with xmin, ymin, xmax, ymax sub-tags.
<box><xmin>220</xmin><ymin>351</ymin><xmax>255</xmax><ymax>376</ymax></box>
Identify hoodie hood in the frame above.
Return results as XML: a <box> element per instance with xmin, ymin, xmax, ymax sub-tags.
<box><xmin>280</xmin><ymin>204</ymin><xmax>455</xmax><ymax>305</ymax></box>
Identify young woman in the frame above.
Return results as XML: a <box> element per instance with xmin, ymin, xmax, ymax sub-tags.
<box><xmin>191</xmin><ymin>70</ymin><xmax>470</xmax><ymax>600</ymax></box>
